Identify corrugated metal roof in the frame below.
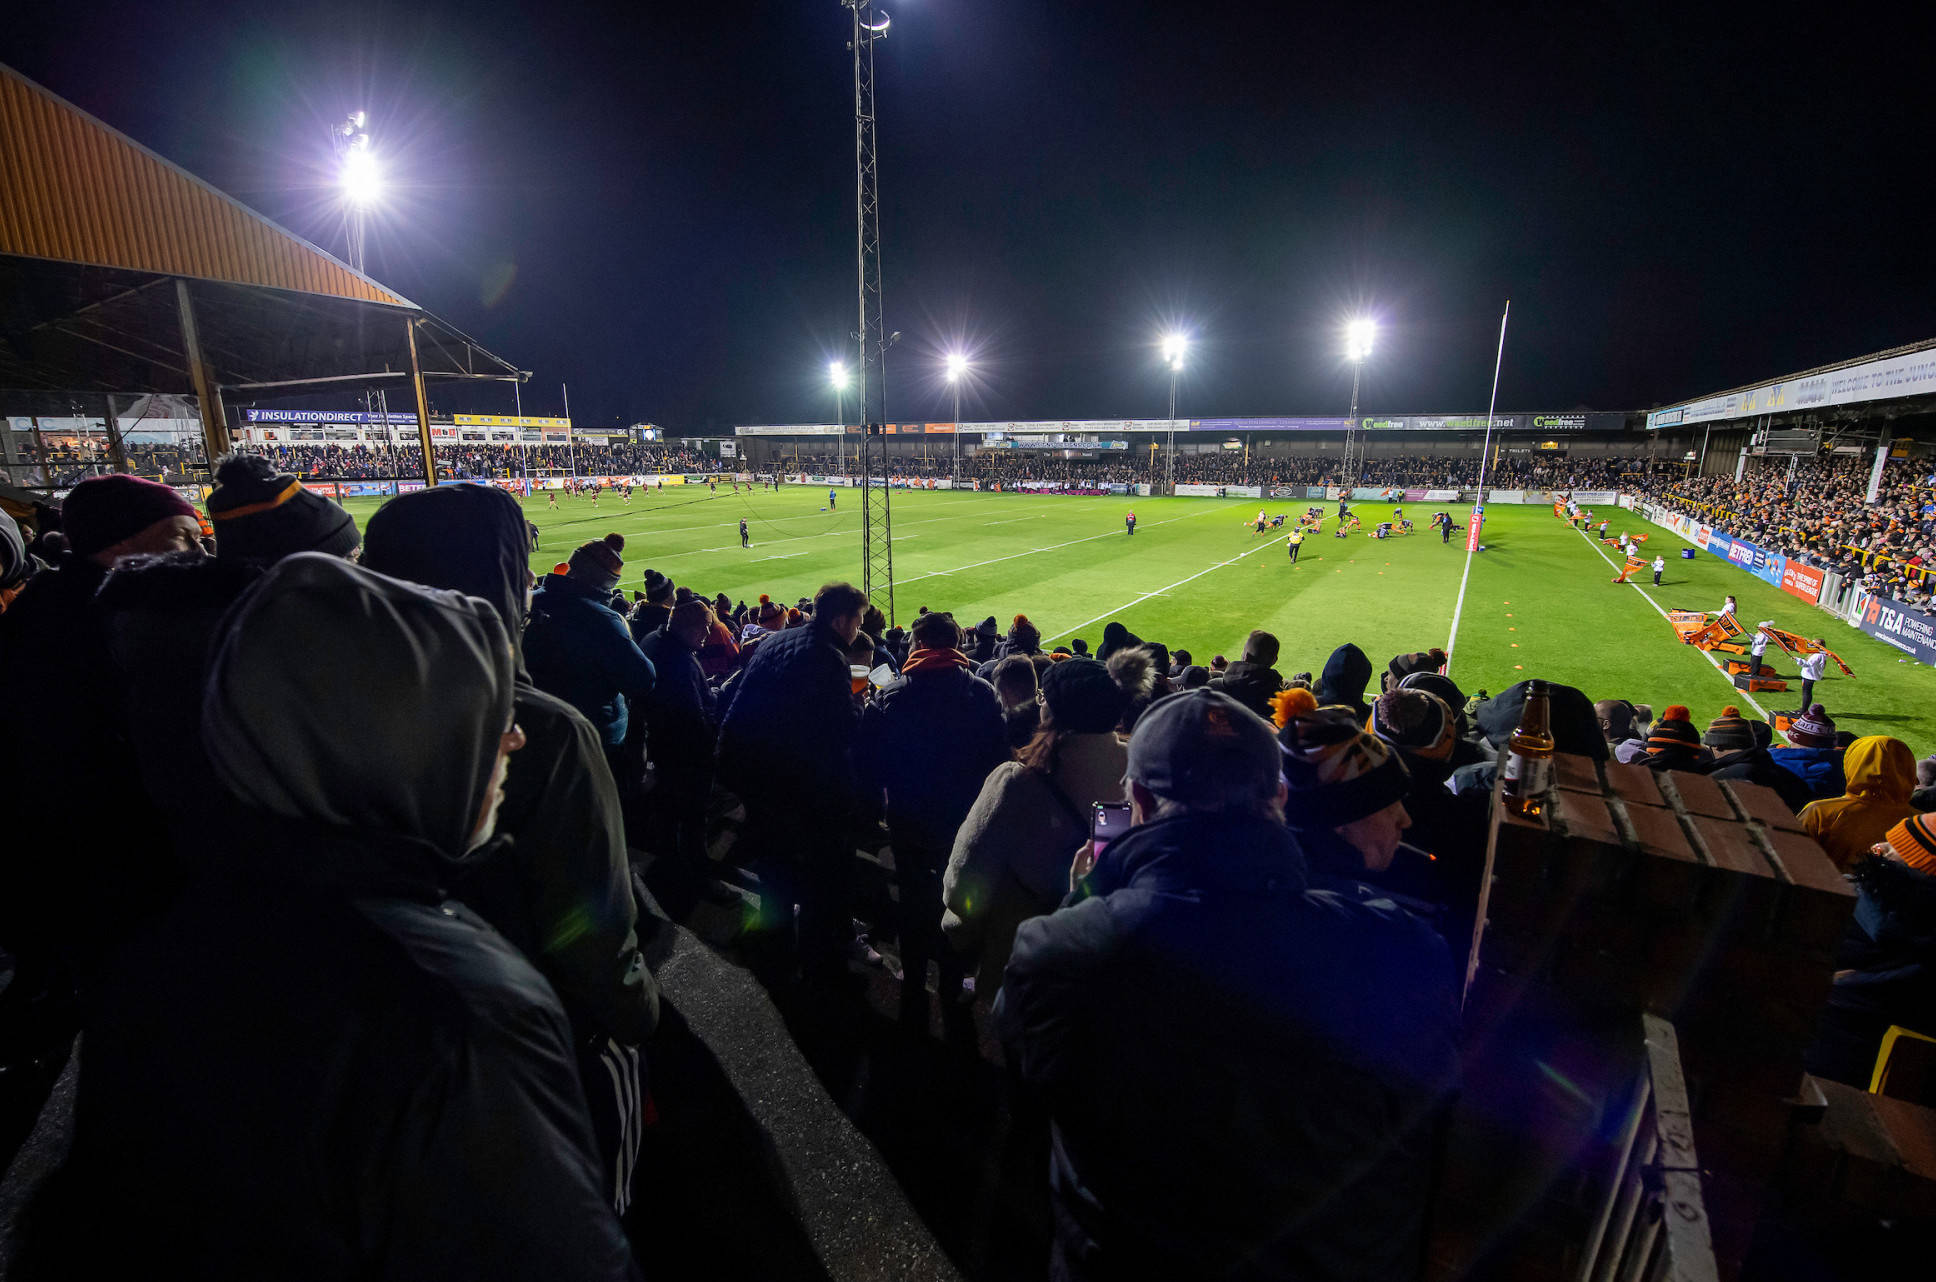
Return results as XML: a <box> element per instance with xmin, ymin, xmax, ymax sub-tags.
<box><xmin>0</xmin><ymin>63</ymin><xmax>415</xmax><ymax>309</ymax></box>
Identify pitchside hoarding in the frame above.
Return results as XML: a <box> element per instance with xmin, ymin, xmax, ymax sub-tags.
<box><xmin>1855</xmin><ymin>594</ymin><xmax>1936</xmax><ymax>665</ymax></box>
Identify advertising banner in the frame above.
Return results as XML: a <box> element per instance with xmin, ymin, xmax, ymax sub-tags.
<box><xmin>1571</xmin><ymin>490</ymin><xmax>1619</xmax><ymax>505</ymax></box>
<box><xmin>1485</xmin><ymin>489</ymin><xmax>1526</xmax><ymax>504</ymax></box>
<box><xmin>1174</xmin><ymin>483</ymin><xmax>1222</xmax><ymax>497</ymax></box>
<box><xmin>305</xmin><ymin>481</ymin><xmax>340</xmax><ymax>499</ymax></box>
<box><xmin>1402</xmin><ymin>489</ymin><xmax>1429</xmax><ymax>501</ymax></box>
<box><xmin>1107</xmin><ymin>482</ymin><xmax>1130</xmax><ymax>495</ymax></box>
<box><xmin>1717</xmin><ymin>536</ymin><xmax>1787</xmax><ymax>587</ymax></box>
<box><xmin>1135</xmin><ymin>484</ymin><xmax>1152</xmax><ymax>497</ymax></box>
<box><xmin>1781</xmin><ymin>562</ymin><xmax>1825</xmax><ymax>604</ymax></box>
<box><xmin>452</xmin><ymin>414</ymin><xmax>572</xmax><ymax>429</ymax></box>
<box><xmin>1190</xmin><ymin>417</ymin><xmax>1350</xmax><ymax>432</ymax></box>
<box><xmin>338</xmin><ymin>481</ymin><xmax>396</xmax><ymax>498</ymax></box>
<box><xmin>1422</xmin><ymin>489</ymin><xmax>1461</xmax><ymax>502</ymax></box>
<box><xmin>1648</xmin><ymin>345</ymin><xmax>1936</xmax><ymax>429</ymax></box>
<box><xmin>1466</xmin><ymin>507</ymin><xmax>1485</xmax><ymax>552</ymax></box>
<box><xmin>719</xmin><ymin>441</ymin><xmax>736</xmax><ymax>458</ymax></box>
<box><xmin>1306</xmin><ymin>486</ymin><xmax>1330</xmax><ymax>499</ymax></box>
<box><xmin>1855</xmin><ymin>593</ymin><xmax>1936</xmax><ymax>665</ymax></box>
<box><xmin>1350</xmin><ymin>487</ymin><xmax>1386</xmax><ymax>500</ymax></box>
<box><xmin>1269</xmin><ymin>485</ymin><xmax>1304</xmax><ymax>499</ymax></box>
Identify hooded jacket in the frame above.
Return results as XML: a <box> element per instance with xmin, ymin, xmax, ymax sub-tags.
<box><xmin>1096</xmin><ymin>620</ymin><xmax>1144</xmax><ymax>662</ymax></box>
<box><xmin>54</xmin><ymin>555</ymin><xmax>639</xmax><ymax>1280</ymax></box>
<box><xmin>1800</xmin><ymin>736</ymin><xmax>1919</xmax><ymax>868</ymax></box>
<box><xmin>524</xmin><ymin>571</ymin><xmax>657</xmax><ymax>747</ymax></box>
<box><xmin>858</xmin><ymin>649</ymin><xmax>1011</xmax><ymax>851</ymax></box>
<box><xmin>362</xmin><ymin>484</ymin><xmax>657</xmax><ymax>1044</ymax></box>
<box><xmin>1210</xmin><ymin>660</ymin><xmax>1286</xmax><ymax>721</ymax></box>
<box><xmin>997</xmin><ymin>810</ymin><xmax>1457</xmax><ymax>1282</ymax></box>
<box><xmin>1315</xmin><ymin>642</ymin><xmax>1373</xmax><ymax>719</ymax></box>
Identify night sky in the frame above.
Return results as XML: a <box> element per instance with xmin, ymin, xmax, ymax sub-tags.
<box><xmin>8</xmin><ymin>2</ymin><xmax>1932</xmax><ymax>431</ymax></box>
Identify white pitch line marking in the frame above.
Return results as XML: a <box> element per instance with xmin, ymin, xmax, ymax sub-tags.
<box><xmin>1042</xmin><ymin>536</ymin><xmax>1285</xmax><ymax>644</ymax></box>
<box><xmin>1573</xmin><ymin>521</ymin><xmax>1773</xmax><ymax>720</ymax></box>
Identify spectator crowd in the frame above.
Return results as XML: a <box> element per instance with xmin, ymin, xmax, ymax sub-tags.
<box><xmin>1640</xmin><ymin>453</ymin><xmax>1936</xmax><ymax>599</ymax></box>
<box><xmin>3</xmin><ymin>447</ymin><xmax>1934</xmax><ymax>1279</ymax></box>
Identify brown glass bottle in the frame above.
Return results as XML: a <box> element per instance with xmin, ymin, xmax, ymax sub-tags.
<box><xmin>1502</xmin><ymin>679</ymin><xmax>1555</xmax><ymax>817</ymax></box>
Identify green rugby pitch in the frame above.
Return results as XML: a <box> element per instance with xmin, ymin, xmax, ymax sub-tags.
<box><xmin>340</xmin><ymin>486</ymin><xmax>1936</xmax><ymax>749</ymax></box>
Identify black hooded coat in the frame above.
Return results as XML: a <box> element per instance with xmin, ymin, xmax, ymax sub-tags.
<box><xmin>362</xmin><ymin>483</ymin><xmax>657</xmax><ymax>1045</ymax></box>
<box><xmin>49</xmin><ymin>555</ymin><xmax>639</xmax><ymax>1280</ymax></box>
<box><xmin>1316</xmin><ymin>642</ymin><xmax>1374</xmax><ymax>719</ymax></box>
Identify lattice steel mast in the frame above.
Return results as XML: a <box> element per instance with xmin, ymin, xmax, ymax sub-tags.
<box><xmin>846</xmin><ymin>1</ymin><xmax>895</xmax><ymax>623</ymax></box>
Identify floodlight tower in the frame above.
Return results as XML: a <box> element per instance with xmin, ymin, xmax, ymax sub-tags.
<box><xmin>945</xmin><ymin>351</ymin><xmax>968</xmax><ymax>482</ymax></box>
<box><xmin>1338</xmin><ymin>318</ymin><xmax>1374</xmax><ymax>490</ymax></box>
<box><xmin>1161</xmin><ymin>333</ymin><xmax>1187</xmax><ymax>491</ymax></box>
<box><xmin>845</xmin><ymin>0</ymin><xmax>896</xmax><ymax>621</ymax></box>
<box><xmin>332</xmin><ymin>111</ymin><xmax>378</xmax><ymax>274</ymax></box>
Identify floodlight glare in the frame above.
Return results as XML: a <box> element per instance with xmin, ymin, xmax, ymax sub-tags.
<box><xmin>1346</xmin><ymin>318</ymin><xmax>1375</xmax><ymax>362</ymax></box>
<box><xmin>340</xmin><ymin>144</ymin><xmax>381</xmax><ymax>208</ymax></box>
<box><xmin>945</xmin><ymin>352</ymin><xmax>968</xmax><ymax>382</ymax></box>
<box><xmin>1160</xmin><ymin>332</ymin><xmax>1188</xmax><ymax>370</ymax></box>
<box><xmin>829</xmin><ymin>360</ymin><xmax>851</xmax><ymax>391</ymax></box>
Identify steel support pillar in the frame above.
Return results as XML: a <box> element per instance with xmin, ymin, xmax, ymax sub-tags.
<box><xmin>405</xmin><ymin>317</ymin><xmax>439</xmax><ymax>488</ymax></box>
<box><xmin>175</xmin><ymin>279</ymin><xmax>231</xmax><ymax>464</ymax></box>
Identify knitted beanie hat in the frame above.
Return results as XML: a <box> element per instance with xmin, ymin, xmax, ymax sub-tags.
<box><xmin>566</xmin><ymin>532</ymin><xmax>625</xmax><ymax>592</ymax></box>
<box><xmin>207</xmin><ymin>455</ymin><xmax>360</xmax><ymax>564</ymax></box>
<box><xmin>1647</xmin><ymin>705</ymin><xmax>1702</xmax><ymax>754</ymax></box>
<box><xmin>1882</xmin><ymin>813</ymin><xmax>1936</xmax><ymax>873</ymax></box>
<box><xmin>1789</xmin><ymin>703</ymin><xmax>1837</xmax><ymax>748</ymax></box>
<box><xmin>1009</xmin><ymin>613</ymin><xmax>1041</xmax><ymax>649</ymax></box>
<box><xmin>1278</xmin><ymin>706</ymin><xmax>1412</xmax><ymax>832</ymax></box>
<box><xmin>1703</xmin><ymin>705</ymin><xmax>1756</xmax><ymax>752</ymax></box>
<box><xmin>61</xmin><ymin>474</ymin><xmax>199</xmax><ymax>559</ymax></box>
<box><xmin>756</xmin><ymin>593</ymin><xmax>784</xmax><ymax>626</ymax></box>
<box><xmin>1387</xmin><ymin>647</ymin><xmax>1447</xmax><ymax>686</ymax></box>
<box><xmin>1040</xmin><ymin>657</ymin><xmax>1129</xmax><ymax>734</ymax></box>
<box><xmin>641</xmin><ymin>568</ymin><xmax>674</xmax><ymax>603</ymax></box>
<box><xmin>1371</xmin><ymin>688</ymin><xmax>1458</xmax><ymax>762</ymax></box>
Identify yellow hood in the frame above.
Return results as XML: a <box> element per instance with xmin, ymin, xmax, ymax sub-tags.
<box><xmin>1843</xmin><ymin>735</ymin><xmax>1916</xmax><ymax>803</ymax></box>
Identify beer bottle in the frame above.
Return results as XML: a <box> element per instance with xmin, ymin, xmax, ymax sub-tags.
<box><xmin>1502</xmin><ymin>679</ymin><xmax>1555</xmax><ymax>817</ymax></box>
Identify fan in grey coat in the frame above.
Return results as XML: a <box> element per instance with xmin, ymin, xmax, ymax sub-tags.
<box><xmin>944</xmin><ymin>657</ymin><xmax>1130</xmax><ymax>997</ymax></box>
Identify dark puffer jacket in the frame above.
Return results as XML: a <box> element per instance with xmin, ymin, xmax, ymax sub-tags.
<box><xmin>997</xmin><ymin>811</ymin><xmax>1458</xmax><ymax>1282</ymax></box>
<box><xmin>524</xmin><ymin>572</ymin><xmax>657</xmax><ymax>747</ymax></box>
<box><xmin>857</xmin><ymin>657</ymin><xmax>1011</xmax><ymax>852</ymax></box>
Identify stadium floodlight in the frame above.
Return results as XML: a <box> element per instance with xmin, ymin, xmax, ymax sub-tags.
<box><xmin>830</xmin><ymin>359</ymin><xmax>851</xmax><ymax>430</ymax></box>
<box><xmin>332</xmin><ymin>111</ymin><xmax>378</xmax><ymax>273</ymax></box>
<box><xmin>1161</xmin><ymin>332</ymin><xmax>1189</xmax><ymax>371</ymax></box>
<box><xmin>1345</xmin><ymin>317</ymin><xmax>1375</xmax><ymax>362</ymax></box>
<box><xmin>339</xmin><ymin>142</ymin><xmax>381</xmax><ymax>208</ymax></box>
<box><xmin>945</xmin><ymin>351</ymin><xmax>969</xmax><ymax>383</ymax></box>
